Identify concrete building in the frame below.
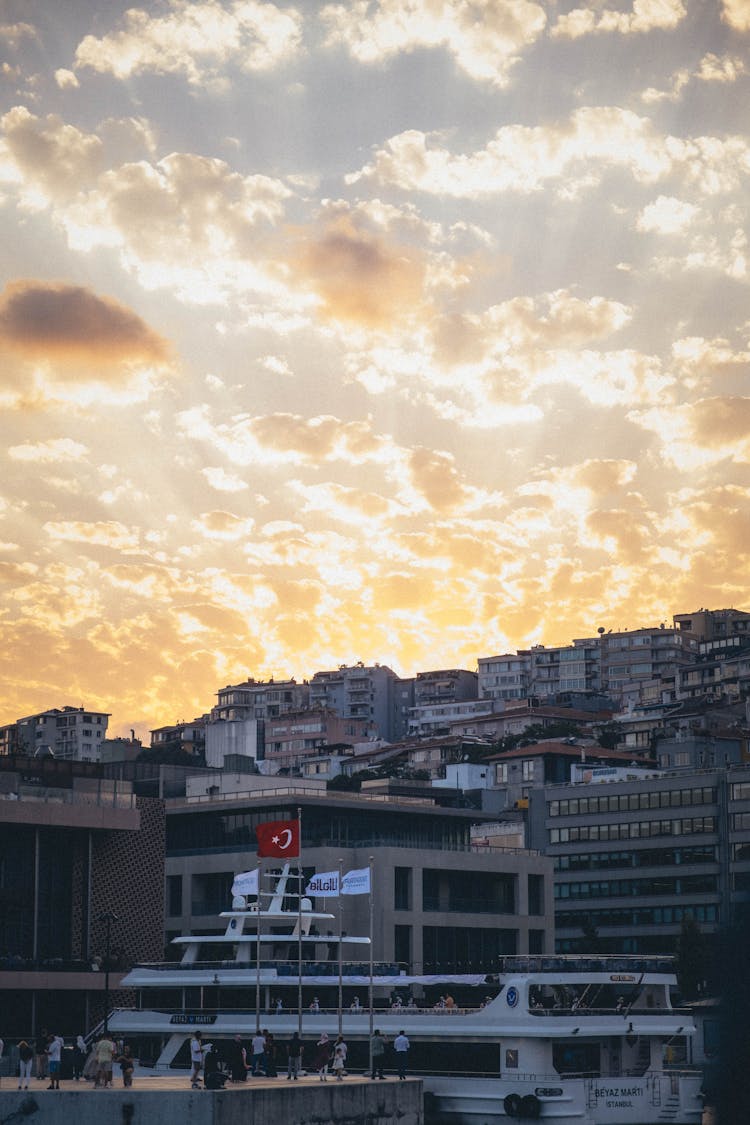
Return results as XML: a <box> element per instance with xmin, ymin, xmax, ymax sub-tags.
<box><xmin>0</xmin><ymin>754</ymin><xmax>164</xmax><ymax>1036</ymax></box>
<box><xmin>263</xmin><ymin>708</ymin><xmax>373</xmax><ymax>772</ymax></box>
<box><xmin>414</xmin><ymin>668</ymin><xmax>478</xmax><ymax>706</ymax></box>
<box><xmin>447</xmin><ymin>702</ymin><xmax>612</xmax><ymax>742</ymax></box>
<box><xmin>0</xmin><ymin>706</ymin><xmax>111</xmax><ymax>762</ymax></box>
<box><xmin>477</xmin><ymin>652</ymin><xmax>531</xmax><ymax>703</ymax></box>
<box><xmin>528</xmin><ymin>763</ymin><xmax>750</xmax><ymax>959</ymax></box>
<box><xmin>599</xmin><ymin>626</ymin><xmax>697</xmax><ymax>706</ymax></box>
<box><xmin>150</xmin><ymin>716</ymin><xmax>207</xmax><ymax>757</ymax></box>
<box><xmin>211</xmin><ymin>678</ymin><xmax>309</xmax><ymax>724</ymax></box>
<box><xmin>163</xmin><ymin>786</ymin><xmax>555</xmax><ymax>974</ymax></box>
<box><xmin>673</xmin><ymin>607</ymin><xmax>750</xmax><ymax>643</ymax></box>
<box><xmin>528</xmin><ymin>640</ymin><xmax>601</xmax><ymax>700</ymax></box>
<box><xmin>407</xmin><ymin>698</ymin><xmax>496</xmax><ymax>738</ymax></box>
<box><xmin>310</xmin><ymin>663</ymin><xmax>405</xmax><ymax>741</ymax></box>
<box><xmin>205</xmin><ymin>715</ymin><xmax>262</xmax><ymax>769</ymax></box>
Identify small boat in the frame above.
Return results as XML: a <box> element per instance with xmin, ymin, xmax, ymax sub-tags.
<box><xmin>110</xmin><ymin>863</ymin><xmax>703</xmax><ymax>1122</ymax></box>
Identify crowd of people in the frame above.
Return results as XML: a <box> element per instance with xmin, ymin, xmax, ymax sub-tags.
<box><xmin>186</xmin><ymin>1027</ymin><xmax>411</xmax><ymax>1088</ymax></box>
<box><xmin>1</xmin><ymin>1025</ymin><xmax>413</xmax><ymax>1091</ymax></box>
<box><xmin>0</xmin><ymin>1030</ymin><xmax>136</xmax><ymax>1089</ymax></box>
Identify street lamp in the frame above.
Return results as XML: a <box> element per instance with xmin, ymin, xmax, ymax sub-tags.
<box><xmin>97</xmin><ymin>911</ymin><xmax>119</xmax><ymax>1035</ymax></box>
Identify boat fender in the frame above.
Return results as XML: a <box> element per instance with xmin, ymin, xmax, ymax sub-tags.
<box><xmin>520</xmin><ymin>1094</ymin><xmax>541</xmax><ymax>1118</ymax></box>
<box><xmin>503</xmin><ymin>1093</ymin><xmax>522</xmax><ymax>1117</ymax></box>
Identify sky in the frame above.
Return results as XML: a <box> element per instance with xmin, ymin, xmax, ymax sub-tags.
<box><xmin>0</xmin><ymin>0</ymin><xmax>749</xmax><ymax>739</ymax></box>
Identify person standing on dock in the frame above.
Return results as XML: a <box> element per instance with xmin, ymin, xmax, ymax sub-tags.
<box><xmin>370</xmin><ymin>1030</ymin><xmax>387</xmax><ymax>1079</ymax></box>
<box><xmin>250</xmin><ymin>1030</ymin><xmax>266</xmax><ymax>1075</ymax></box>
<box><xmin>286</xmin><ymin>1032</ymin><xmax>303</xmax><ymax>1080</ymax></box>
<box><xmin>393</xmin><ymin>1031</ymin><xmax>410</xmax><ymax>1080</ymax></box>
<box><xmin>190</xmin><ymin>1030</ymin><xmax>205</xmax><ymax>1088</ymax></box>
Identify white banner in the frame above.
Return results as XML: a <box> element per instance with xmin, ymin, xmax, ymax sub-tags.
<box><xmin>342</xmin><ymin>867</ymin><xmax>371</xmax><ymax>895</ymax></box>
<box><xmin>306</xmin><ymin>870</ymin><xmax>340</xmax><ymax>897</ymax></box>
<box><xmin>232</xmin><ymin>868</ymin><xmax>259</xmax><ymax>897</ymax></box>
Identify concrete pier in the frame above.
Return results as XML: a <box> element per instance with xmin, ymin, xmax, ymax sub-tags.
<box><xmin>0</xmin><ymin>1074</ymin><xmax>423</xmax><ymax>1124</ymax></box>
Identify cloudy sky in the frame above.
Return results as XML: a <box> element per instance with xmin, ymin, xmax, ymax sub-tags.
<box><xmin>1</xmin><ymin>0</ymin><xmax>749</xmax><ymax>738</ymax></box>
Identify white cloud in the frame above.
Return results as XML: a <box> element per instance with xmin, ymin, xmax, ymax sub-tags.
<box><xmin>636</xmin><ymin>195</ymin><xmax>700</xmax><ymax>234</ymax></box>
<box><xmin>74</xmin><ymin>0</ymin><xmax>303</xmax><ymax>86</ymax></box>
<box><xmin>54</xmin><ymin>68</ymin><xmax>79</xmax><ymax>90</ymax></box>
<box><xmin>8</xmin><ymin>438</ymin><xmax>89</xmax><ymax>463</ymax></box>
<box><xmin>552</xmin><ymin>0</ymin><xmax>686</xmax><ymax>39</ymax></box>
<box><xmin>320</xmin><ymin>0</ymin><xmax>546</xmax><ymax>88</ymax></box>
<box><xmin>348</xmin><ymin>109</ymin><xmax>750</xmax><ymax>205</ymax></box>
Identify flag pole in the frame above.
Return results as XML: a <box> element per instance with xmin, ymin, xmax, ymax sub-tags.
<box><xmin>368</xmin><ymin>853</ymin><xmax>374</xmax><ymax>1076</ymax></box>
<box><xmin>337</xmin><ymin>856</ymin><xmax>344</xmax><ymax>1037</ymax></box>
<box><xmin>297</xmin><ymin>806</ymin><xmax>303</xmax><ymax>1037</ymax></box>
<box><xmin>255</xmin><ymin>859</ymin><xmax>262</xmax><ymax>1033</ymax></box>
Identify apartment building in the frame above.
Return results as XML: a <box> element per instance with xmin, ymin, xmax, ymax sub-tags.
<box><xmin>310</xmin><ymin>662</ymin><xmax>405</xmax><ymax>741</ymax></box>
<box><xmin>0</xmin><ymin>706</ymin><xmax>110</xmax><ymax>762</ymax></box>
<box><xmin>263</xmin><ymin>707</ymin><xmax>373</xmax><ymax>771</ymax></box>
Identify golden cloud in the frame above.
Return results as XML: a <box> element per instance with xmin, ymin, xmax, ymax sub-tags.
<box><xmin>0</xmin><ymin>280</ymin><xmax>170</xmax><ymax>373</ymax></box>
<box><xmin>408</xmin><ymin>447</ymin><xmax>470</xmax><ymax>512</ymax></box>
<box><xmin>689</xmin><ymin>396</ymin><xmax>750</xmax><ymax>446</ymax></box>
<box><xmin>721</xmin><ymin>0</ymin><xmax>750</xmax><ymax>31</ymax></box>
<box><xmin>295</xmin><ymin>212</ymin><xmax>426</xmax><ymax>327</ymax></box>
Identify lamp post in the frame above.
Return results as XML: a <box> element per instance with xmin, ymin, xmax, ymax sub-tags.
<box><xmin>98</xmin><ymin>910</ymin><xmax>119</xmax><ymax>1035</ymax></box>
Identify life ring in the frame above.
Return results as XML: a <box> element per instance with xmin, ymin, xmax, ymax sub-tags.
<box><xmin>520</xmin><ymin>1094</ymin><xmax>541</xmax><ymax>1118</ymax></box>
<box><xmin>503</xmin><ymin>1093</ymin><xmax>522</xmax><ymax>1117</ymax></box>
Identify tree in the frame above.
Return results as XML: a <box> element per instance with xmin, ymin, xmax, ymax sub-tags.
<box><xmin>326</xmin><ymin>773</ymin><xmax>361</xmax><ymax>792</ymax></box>
<box><xmin>579</xmin><ymin>916</ymin><xmax>601</xmax><ymax>954</ymax></box>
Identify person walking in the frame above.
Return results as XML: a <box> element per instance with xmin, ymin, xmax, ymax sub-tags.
<box><xmin>393</xmin><ymin>1030</ymin><xmax>410</xmax><ymax>1079</ymax></box>
<box><xmin>95</xmin><ymin>1033</ymin><xmax>115</xmax><ymax>1088</ymax></box>
<box><xmin>116</xmin><ymin>1045</ymin><xmax>134</xmax><ymax>1087</ymax></box>
<box><xmin>333</xmin><ymin>1035</ymin><xmax>347</xmax><ymax>1074</ymax></box>
<box><xmin>46</xmin><ymin>1034</ymin><xmax>63</xmax><ymax>1090</ymax></box>
<box><xmin>190</xmin><ymin>1030</ymin><xmax>205</xmax><ymax>1088</ymax></box>
<box><xmin>313</xmin><ymin>1033</ymin><xmax>330</xmax><ymax>1081</ymax></box>
<box><xmin>286</xmin><ymin>1032</ymin><xmax>302</xmax><ymax>1080</ymax></box>
<box><xmin>370</xmin><ymin>1029</ymin><xmax>387</xmax><ymax>1079</ymax></box>
<box><xmin>18</xmin><ymin>1040</ymin><xmax>34</xmax><ymax>1090</ymax></box>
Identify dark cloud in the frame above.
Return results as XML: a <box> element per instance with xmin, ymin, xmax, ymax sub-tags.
<box><xmin>0</xmin><ymin>280</ymin><xmax>170</xmax><ymax>365</ymax></box>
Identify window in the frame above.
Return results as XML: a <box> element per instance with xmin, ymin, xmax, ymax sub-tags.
<box><xmin>522</xmin><ymin>760</ymin><xmax>534</xmax><ymax>781</ymax></box>
<box><xmin>167</xmin><ymin>875</ymin><xmax>183</xmax><ymax>916</ymax></box>
<box><xmin>394</xmin><ymin>867</ymin><xmax>411</xmax><ymax>911</ymax></box>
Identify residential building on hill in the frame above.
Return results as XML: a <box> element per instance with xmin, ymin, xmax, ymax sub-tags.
<box><xmin>263</xmin><ymin>707</ymin><xmax>374</xmax><ymax>771</ymax></box>
<box><xmin>310</xmin><ymin>662</ymin><xmax>405</xmax><ymax>741</ymax></box>
<box><xmin>0</xmin><ymin>706</ymin><xmax>110</xmax><ymax>761</ymax></box>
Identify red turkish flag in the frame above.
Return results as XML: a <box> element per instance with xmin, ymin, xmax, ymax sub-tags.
<box><xmin>256</xmin><ymin>818</ymin><xmax>299</xmax><ymax>858</ymax></box>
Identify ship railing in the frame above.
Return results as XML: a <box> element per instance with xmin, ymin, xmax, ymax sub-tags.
<box><xmin>496</xmin><ymin>954</ymin><xmax>675</xmax><ymax>973</ymax></box>
<box><xmin>528</xmin><ymin>1005</ymin><xmax>693</xmax><ymax>1016</ymax></box>
<box><xmin>130</xmin><ymin>959</ymin><xmax>404</xmax><ymax>975</ymax></box>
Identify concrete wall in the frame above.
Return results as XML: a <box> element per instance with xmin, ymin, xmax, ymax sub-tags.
<box><xmin>0</xmin><ymin>1084</ymin><xmax>422</xmax><ymax>1125</ymax></box>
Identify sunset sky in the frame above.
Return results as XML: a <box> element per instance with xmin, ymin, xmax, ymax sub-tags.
<box><xmin>1</xmin><ymin>0</ymin><xmax>749</xmax><ymax>739</ymax></box>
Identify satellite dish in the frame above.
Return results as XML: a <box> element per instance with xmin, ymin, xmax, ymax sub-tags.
<box><xmin>232</xmin><ymin>895</ymin><xmax>246</xmax><ymax>910</ymax></box>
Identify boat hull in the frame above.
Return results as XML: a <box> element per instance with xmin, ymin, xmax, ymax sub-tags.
<box><xmin>423</xmin><ymin>1074</ymin><xmax>704</xmax><ymax>1124</ymax></box>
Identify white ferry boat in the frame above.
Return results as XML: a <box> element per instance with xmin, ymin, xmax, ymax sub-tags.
<box><xmin>110</xmin><ymin>864</ymin><xmax>703</xmax><ymax>1123</ymax></box>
